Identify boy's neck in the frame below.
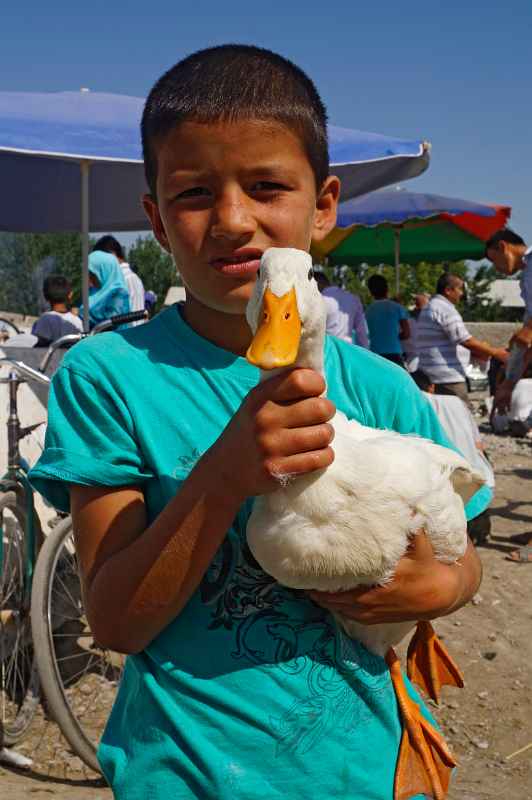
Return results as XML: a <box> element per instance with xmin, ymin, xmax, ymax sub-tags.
<box><xmin>50</xmin><ymin>303</ymin><xmax>69</xmax><ymax>314</ymax></box>
<box><xmin>182</xmin><ymin>296</ymin><xmax>252</xmax><ymax>356</ymax></box>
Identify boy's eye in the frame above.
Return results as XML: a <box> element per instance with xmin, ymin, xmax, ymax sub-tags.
<box><xmin>175</xmin><ymin>187</ymin><xmax>211</xmax><ymax>200</ymax></box>
<box><xmin>252</xmin><ymin>181</ymin><xmax>286</xmax><ymax>192</ymax></box>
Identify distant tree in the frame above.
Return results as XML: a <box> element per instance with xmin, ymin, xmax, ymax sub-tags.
<box><xmin>127</xmin><ymin>236</ymin><xmax>178</xmax><ymax>311</ymax></box>
<box><xmin>326</xmin><ymin>259</ymin><xmax>508</xmax><ymax>320</ymax></box>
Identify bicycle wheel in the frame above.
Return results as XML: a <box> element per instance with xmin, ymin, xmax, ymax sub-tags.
<box><xmin>31</xmin><ymin>516</ymin><xmax>124</xmax><ymax>773</ymax></box>
<box><xmin>0</xmin><ymin>490</ymin><xmax>41</xmax><ymax>745</ymax></box>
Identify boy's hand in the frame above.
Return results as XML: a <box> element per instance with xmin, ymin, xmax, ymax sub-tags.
<box><xmin>212</xmin><ymin>368</ymin><xmax>335</xmax><ymax>502</ymax></box>
<box><xmin>308</xmin><ymin>531</ymin><xmax>481</xmax><ymax>624</ymax></box>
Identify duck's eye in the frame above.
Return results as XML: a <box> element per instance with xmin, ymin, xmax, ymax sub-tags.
<box><xmin>308</xmin><ymin>268</ymin><xmax>314</xmax><ymax>281</ymax></box>
<box><xmin>284</xmin><ymin>312</ymin><xmax>291</xmax><ymax>320</ymax></box>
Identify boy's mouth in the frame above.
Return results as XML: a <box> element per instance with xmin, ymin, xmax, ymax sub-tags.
<box><xmin>210</xmin><ymin>249</ymin><xmax>263</xmax><ymax>277</ymax></box>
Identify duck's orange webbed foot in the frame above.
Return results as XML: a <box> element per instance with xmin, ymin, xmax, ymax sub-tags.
<box><xmin>387</xmin><ymin>649</ymin><xmax>456</xmax><ymax>800</ymax></box>
<box><xmin>407</xmin><ymin>621</ymin><xmax>464</xmax><ymax>704</ymax></box>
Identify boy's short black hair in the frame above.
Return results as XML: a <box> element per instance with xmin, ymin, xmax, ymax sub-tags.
<box><xmin>43</xmin><ymin>275</ymin><xmax>72</xmax><ymax>305</ymax></box>
<box><xmin>93</xmin><ymin>235</ymin><xmax>125</xmax><ymax>260</ymax></box>
<box><xmin>367</xmin><ymin>274</ymin><xmax>388</xmax><ymax>298</ymax></box>
<box><xmin>485</xmin><ymin>228</ymin><xmax>525</xmax><ymax>253</ymax></box>
<box><xmin>141</xmin><ymin>44</ymin><xmax>329</xmax><ymax>199</ymax></box>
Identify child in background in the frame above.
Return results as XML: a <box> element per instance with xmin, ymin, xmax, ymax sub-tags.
<box><xmin>32</xmin><ymin>274</ymin><xmax>83</xmax><ymax>345</ymax></box>
<box><xmin>365</xmin><ymin>274</ymin><xmax>410</xmax><ymax>365</ymax></box>
<box><xmin>30</xmin><ymin>46</ymin><xmax>484</xmax><ymax>800</ymax></box>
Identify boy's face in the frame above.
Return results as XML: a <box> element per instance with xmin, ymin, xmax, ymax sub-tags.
<box><xmin>143</xmin><ymin>120</ymin><xmax>339</xmax><ymax>318</ymax></box>
<box><xmin>486</xmin><ymin>242</ymin><xmax>523</xmax><ymax>276</ymax></box>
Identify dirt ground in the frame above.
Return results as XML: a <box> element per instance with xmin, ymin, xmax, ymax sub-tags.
<box><xmin>1</xmin><ymin>424</ymin><xmax>531</xmax><ymax>799</ymax></box>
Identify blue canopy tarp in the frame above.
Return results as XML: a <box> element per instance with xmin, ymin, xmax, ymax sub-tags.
<box><xmin>0</xmin><ymin>90</ymin><xmax>431</xmax><ymax>327</ymax></box>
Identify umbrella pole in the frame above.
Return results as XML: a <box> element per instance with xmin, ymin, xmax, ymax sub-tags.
<box><xmin>394</xmin><ymin>227</ymin><xmax>401</xmax><ymax>296</ymax></box>
<box><xmin>81</xmin><ymin>160</ymin><xmax>90</xmax><ymax>333</ymax></box>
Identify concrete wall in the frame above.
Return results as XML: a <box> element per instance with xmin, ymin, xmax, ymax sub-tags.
<box><xmin>465</xmin><ymin>322</ymin><xmax>519</xmax><ymax>349</ymax></box>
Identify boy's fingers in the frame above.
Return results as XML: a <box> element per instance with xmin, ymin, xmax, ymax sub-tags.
<box><xmin>404</xmin><ymin>528</ymin><xmax>435</xmax><ymax>561</ymax></box>
<box><xmin>260</xmin><ymin>368</ymin><xmax>327</xmax><ymax>403</ymax></box>
<box><xmin>267</xmin><ymin>447</ymin><xmax>335</xmax><ymax>479</ymax></box>
<box><xmin>277</xmin><ymin>397</ymin><xmax>336</xmax><ymax>428</ymax></box>
<box><xmin>258</xmin><ymin>424</ymin><xmax>334</xmax><ymax>459</ymax></box>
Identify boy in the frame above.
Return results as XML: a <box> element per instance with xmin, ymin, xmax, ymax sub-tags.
<box><xmin>485</xmin><ymin>228</ymin><xmax>532</xmax><ymax>413</ymax></box>
<box><xmin>365</xmin><ymin>274</ymin><xmax>410</xmax><ymax>365</ymax></box>
<box><xmin>31</xmin><ymin>274</ymin><xmax>82</xmax><ymax>345</ymax></box>
<box><xmin>30</xmin><ymin>46</ymin><xmax>484</xmax><ymax>800</ymax></box>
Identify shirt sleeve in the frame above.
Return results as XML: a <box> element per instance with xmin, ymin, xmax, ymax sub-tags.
<box><xmin>31</xmin><ymin>314</ymin><xmax>54</xmax><ymax>341</ymax></box>
<box><xmin>29</xmin><ymin>364</ymin><xmax>153</xmax><ymax>512</ymax></box>
<box><xmin>352</xmin><ymin>298</ymin><xmax>370</xmax><ymax>348</ymax></box>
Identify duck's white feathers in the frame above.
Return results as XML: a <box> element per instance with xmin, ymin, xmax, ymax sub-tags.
<box><xmin>247</xmin><ymin>409</ymin><xmax>484</xmax><ymax>593</ymax></box>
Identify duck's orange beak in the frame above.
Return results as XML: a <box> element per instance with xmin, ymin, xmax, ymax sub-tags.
<box><xmin>246</xmin><ymin>287</ymin><xmax>301</xmax><ymax>369</ymax></box>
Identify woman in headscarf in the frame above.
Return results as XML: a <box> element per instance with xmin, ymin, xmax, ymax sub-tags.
<box><xmin>81</xmin><ymin>251</ymin><xmax>130</xmax><ymax>329</ymax></box>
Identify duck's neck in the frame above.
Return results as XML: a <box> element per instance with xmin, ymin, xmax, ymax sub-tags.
<box><xmin>258</xmin><ymin>330</ymin><xmax>325</xmax><ymax>383</ymax></box>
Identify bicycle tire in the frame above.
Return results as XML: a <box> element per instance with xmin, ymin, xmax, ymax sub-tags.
<box><xmin>31</xmin><ymin>516</ymin><xmax>124</xmax><ymax>773</ymax></box>
<box><xmin>0</xmin><ymin>490</ymin><xmax>41</xmax><ymax>745</ymax></box>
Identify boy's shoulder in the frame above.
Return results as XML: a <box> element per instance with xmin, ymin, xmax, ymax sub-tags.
<box><xmin>325</xmin><ymin>335</ymin><xmax>413</xmax><ymax>392</ymax></box>
<box><xmin>57</xmin><ymin>306</ymin><xmax>175</xmax><ymax>380</ymax></box>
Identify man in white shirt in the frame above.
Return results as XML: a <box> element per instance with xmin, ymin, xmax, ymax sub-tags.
<box><xmin>315</xmin><ymin>271</ymin><xmax>369</xmax><ymax>347</ymax></box>
<box><xmin>93</xmin><ymin>235</ymin><xmax>146</xmax><ymax>324</ymax></box>
<box><xmin>486</xmin><ymin>228</ymin><xmax>532</xmax><ymax>412</ymax></box>
<box><xmin>416</xmin><ymin>273</ymin><xmax>508</xmax><ymax>405</ymax></box>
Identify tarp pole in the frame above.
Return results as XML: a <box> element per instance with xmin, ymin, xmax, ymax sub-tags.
<box><xmin>394</xmin><ymin>227</ymin><xmax>401</xmax><ymax>296</ymax></box>
<box><xmin>81</xmin><ymin>160</ymin><xmax>90</xmax><ymax>333</ymax></box>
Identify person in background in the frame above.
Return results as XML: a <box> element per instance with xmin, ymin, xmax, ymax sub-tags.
<box><xmin>80</xmin><ymin>250</ymin><xmax>130</xmax><ymax>329</ymax></box>
<box><xmin>416</xmin><ymin>273</ymin><xmax>508</xmax><ymax>406</ymax></box>
<box><xmin>93</xmin><ymin>235</ymin><xmax>146</xmax><ymax>325</ymax></box>
<box><xmin>365</xmin><ymin>274</ymin><xmax>410</xmax><ymax>365</ymax></box>
<box><xmin>412</xmin><ymin>293</ymin><xmax>430</xmax><ymax>319</ymax></box>
<box><xmin>144</xmin><ymin>289</ymin><xmax>158</xmax><ymax>317</ymax></box>
<box><xmin>31</xmin><ymin>275</ymin><xmax>83</xmax><ymax>345</ymax></box>
<box><xmin>402</xmin><ymin>293</ymin><xmax>431</xmax><ymax>371</ymax></box>
<box><xmin>485</xmin><ymin>228</ymin><xmax>532</xmax><ymax>413</ymax></box>
<box><xmin>411</xmin><ymin>369</ymin><xmax>494</xmax><ymax>546</ymax></box>
<box><xmin>315</xmin><ymin>270</ymin><xmax>369</xmax><ymax>347</ymax></box>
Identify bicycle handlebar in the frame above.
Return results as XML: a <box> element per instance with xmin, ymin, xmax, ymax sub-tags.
<box><xmin>39</xmin><ymin>310</ymin><xmax>148</xmax><ymax>373</ymax></box>
<box><xmin>91</xmin><ymin>309</ymin><xmax>148</xmax><ymax>334</ymax></box>
<box><xmin>0</xmin><ymin>358</ymin><xmax>51</xmax><ymax>386</ymax></box>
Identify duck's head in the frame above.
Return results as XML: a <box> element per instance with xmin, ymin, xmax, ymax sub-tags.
<box><xmin>246</xmin><ymin>248</ymin><xmax>326</xmax><ymax>372</ymax></box>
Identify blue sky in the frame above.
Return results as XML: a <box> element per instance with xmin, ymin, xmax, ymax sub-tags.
<box><xmin>3</xmin><ymin>1</ymin><xmax>531</xmax><ymax>249</ymax></box>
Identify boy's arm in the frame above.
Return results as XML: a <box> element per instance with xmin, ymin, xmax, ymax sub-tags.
<box><xmin>72</xmin><ymin>369</ymin><xmax>336</xmax><ymax>654</ymax></box>
<box><xmin>309</xmin><ymin>531</ymin><xmax>482</xmax><ymax>624</ymax></box>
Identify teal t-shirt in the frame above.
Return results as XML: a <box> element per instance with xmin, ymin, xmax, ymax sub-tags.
<box><xmin>30</xmin><ymin>305</ymin><xmax>487</xmax><ymax>800</ymax></box>
<box><xmin>366</xmin><ymin>299</ymin><xmax>409</xmax><ymax>355</ymax></box>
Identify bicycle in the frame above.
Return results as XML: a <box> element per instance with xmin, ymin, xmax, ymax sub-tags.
<box><xmin>1</xmin><ymin>309</ymin><xmax>146</xmax><ymax>771</ymax></box>
<box><xmin>0</xmin><ymin>360</ymin><xmax>46</xmax><ymax>746</ymax></box>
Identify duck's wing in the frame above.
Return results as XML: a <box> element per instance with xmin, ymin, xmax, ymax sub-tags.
<box><xmin>407</xmin><ymin>437</ymin><xmax>485</xmax><ymax>505</ymax></box>
<box><xmin>339</xmin><ymin>413</ymin><xmax>485</xmax><ymax>505</ymax></box>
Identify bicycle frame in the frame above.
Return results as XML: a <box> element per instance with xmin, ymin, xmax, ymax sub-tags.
<box><xmin>0</xmin><ymin>370</ymin><xmax>43</xmax><ymax>604</ymax></box>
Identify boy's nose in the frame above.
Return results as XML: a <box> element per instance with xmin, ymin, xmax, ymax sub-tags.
<box><xmin>210</xmin><ymin>192</ymin><xmax>256</xmax><ymax>241</ymax></box>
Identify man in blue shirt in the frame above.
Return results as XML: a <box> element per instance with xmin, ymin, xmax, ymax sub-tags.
<box><xmin>365</xmin><ymin>275</ymin><xmax>410</xmax><ymax>366</ymax></box>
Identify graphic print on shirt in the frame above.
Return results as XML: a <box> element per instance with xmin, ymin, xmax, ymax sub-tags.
<box><xmin>200</xmin><ymin>514</ymin><xmax>392</xmax><ymax>756</ymax></box>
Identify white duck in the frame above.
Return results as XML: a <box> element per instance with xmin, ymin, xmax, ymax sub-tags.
<box><xmin>245</xmin><ymin>247</ymin><xmax>485</xmax><ymax>800</ymax></box>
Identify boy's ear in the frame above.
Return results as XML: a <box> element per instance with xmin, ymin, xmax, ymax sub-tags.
<box><xmin>142</xmin><ymin>194</ymin><xmax>171</xmax><ymax>253</ymax></box>
<box><xmin>312</xmin><ymin>175</ymin><xmax>340</xmax><ymax>243</ymax></box>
